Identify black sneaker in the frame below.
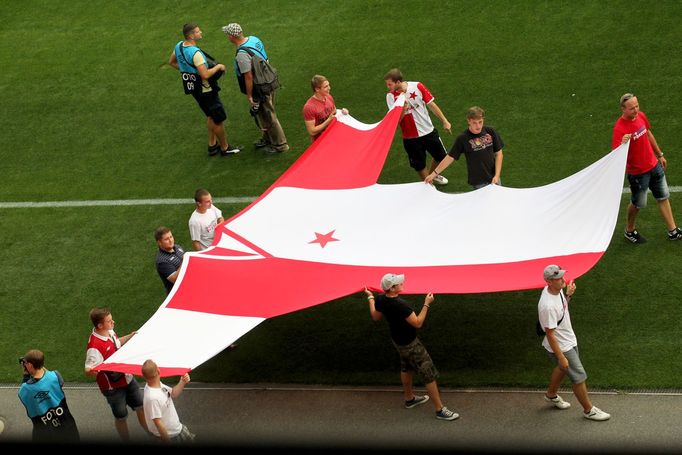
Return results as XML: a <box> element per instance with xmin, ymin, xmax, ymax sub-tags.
<box><xmin>220</xmin><ymin>144</ymin><xmax>240</xmax><ymax>156</ymax></box>
<box><xmin>208</xmin><ymin>143</ymin><xmax>220</xmax><ymax>156</ymax></box>
<box><xmin>624</xmin><ymin>230</ymin><xmax>646</xmax><ymax>244</ymax></box>
<box><xmin>405</xmin><ymin>395</ymin><xmax>429</xmax><ymax>409</ymax></box>
<box><xmin>254</xmin><ymin>138</ymin><xmax>269</xmax><ymax>148</ymax></box>
<box><xmin>435</xmin><ymin>406</ymin><xmax>459</xmax><ymax>421</ymax></box>
<box><xmin>668</xmin><ymin>227</ymin><xmax>682</xmax><ymax>240</ymax></box>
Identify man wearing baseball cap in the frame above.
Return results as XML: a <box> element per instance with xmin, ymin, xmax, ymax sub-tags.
<box><xmin>538</xmin><ymin>264</ymin><xmax>611</xmax><ymax>421</ymax></box>
<box><xmin>364</xmin><ymin>273</ymin><xmax>459</xmax><ymax>421</ymax></box>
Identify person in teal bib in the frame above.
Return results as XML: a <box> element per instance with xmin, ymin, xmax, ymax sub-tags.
<box><xmin>18</xmin><ymin>349</ymin><xmax>80</xmax><ymax>443</ymax></box>
<box><xmin>169</xmin><ymin>23</ymin><xmax>240</xmax><ymax>156</ymax></box>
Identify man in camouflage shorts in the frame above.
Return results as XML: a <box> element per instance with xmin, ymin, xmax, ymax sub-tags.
<box><xmin>364</xmin><ymin>273</ymin><xmax>459</xmax><ymax>421</ymax></box>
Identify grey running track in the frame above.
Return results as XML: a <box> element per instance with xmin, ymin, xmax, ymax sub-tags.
<box><xmin>1</xmin><ymin>383</ymin><xmax>682</xmax><ymax>453</ymax></box>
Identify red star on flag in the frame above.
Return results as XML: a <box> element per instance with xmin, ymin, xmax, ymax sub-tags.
<box><xmin>409</xmin><ymin>91</ymin><xmax>417</xmax><ymax>99</ymax></box>
<box><xmin>309</xmin><ymin>230</ymin><xmax>340</xmax><ymax>248</ymax></box>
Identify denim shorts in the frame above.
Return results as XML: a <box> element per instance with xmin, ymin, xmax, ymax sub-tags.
<box><xmin>103</xmin><ymin>379</ymin><xmax>144</xmax><ymax>420</ymax></box>
<box><xmin>627</xmin><ymin>162</ymin><xmax>670</xmax><ymax>209</ymax></box>
<box><xmin>393</xmin><ymin>337</ymin><xmax>439</xmax><ymax>384</ymax></box>
<box><xmin>547</xmin><ymin>346</ymin><xmax>588</xmax><ymax>384</ymax></box>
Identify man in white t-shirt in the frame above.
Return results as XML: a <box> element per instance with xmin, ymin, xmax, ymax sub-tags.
<box><xmin>538</xmin><ymin>264</ymin><xmax>610</xmax><ymax>421</ymax></box>
<box><xmin>189</xmin><ymin>188</ymin><xmax>224</xmax><ymax>251</ymax></box>
<box><xmin>141</xmin><ymin>359</ymin><xmax>195</xmax><ymax>442</ymax></box>
<box><xmin>384</xmin><ymin>68</ymin><xmax>451</xmax><ymax>186</ymax></box>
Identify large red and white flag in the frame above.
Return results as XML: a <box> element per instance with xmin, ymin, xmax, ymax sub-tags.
<box><xmin>99</xmin><ymin>96</ymin><xmax>628</xmax><ymax>376</ymax></box>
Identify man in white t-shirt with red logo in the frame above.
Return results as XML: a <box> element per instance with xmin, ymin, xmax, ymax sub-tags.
<box><xmin>189</xmin><ymin>188</ymin><xmax>224</xmax><ymax>251</ymax></box>
<box><xmin>384</xmin><ymin>68</ymin><xmax>451</xmax><ymax>185</ymax></box>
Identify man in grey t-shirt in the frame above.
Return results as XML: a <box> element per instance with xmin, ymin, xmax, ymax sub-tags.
<box><xmin>223</xmin><ymin>22</ymin><xmax>288</xmax><ymax>153</ymax></box>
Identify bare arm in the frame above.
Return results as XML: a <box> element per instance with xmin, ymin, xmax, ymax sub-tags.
<box><xmin>305</xmin><ymin>113</ymin><xmax>335</xmax><ymax>137</ymax></box>
<box><xmin>425</xmin><ymin>155</ymin><xmax>455</xmax><ymax>184</ymax></box>
<box><xmin>168</xmin><ymin>51</ymin><xmax>179</xmax><ymax>70</ymax></box>
<box><xmin>427</xmin><ymin>101</ymin><xmax>451</xmax><ymax>134</ymax></box>
<box><xmin>192</xmin><ymin>241</ymin><xmax>203</xmax><ymax>252</ymax></box>
<box><xmin>153</xmin><ymin>418</ymin><xmax>171</xmax><ymax>441</ymax></box>
<box><xmin>120</xmin><ymin>331</ymin><xmax>137</xmax><ymax>345</ymax></box>
<box><xmin>243</xmin><ymin>71</ymin><xmax>257</xmax><ymax>106</ymax></box>
<box><xmin>647</xmin><ymin>130</ymin><xmax>667</xmax><ymax>170</ymax></box>
<box><xmin>171</xmin><ymin>373</ymin><xmax>190</xmax><ymax>399</ymax></box>
<box><xmin>364</xmin><ymin>288</ymin><xmax>382</xmax><ymax>322</ymax></box>
<box><xmin>405</xmin><ymin>293</ymin><xmax>434</xmax><ymax>329</ymax></box>
<box><xmin>492</xmin><ymin>150</ymin><xmax>504</xmax><ymax>184</ymax></box>
<box><xmin>544</xmin><ymin>329</ymin><xmax>569</xmax><ymax>369</ymax></box>
<box><xmin>195</xmin><ymin>62</ymin><xmax>225</xmax><ymax>82</ymax></box>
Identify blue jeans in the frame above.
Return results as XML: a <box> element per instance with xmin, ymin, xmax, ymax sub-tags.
<box><xmin>627</xmin><ymin>162</ymin><xmax>670</xmax><ymax>209</ymax></box>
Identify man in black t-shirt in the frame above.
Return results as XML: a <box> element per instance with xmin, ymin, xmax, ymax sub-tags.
<box><xmin>155</xmin><ymin>226</ymin><xmax>186</xmax><ymax>294</ymax></box>
<box><xmin>425</xmin><ymin>106</ymin><xmax>505</xmax><ymax>189</ymax></box>
<box><xmin>364</xmin><ymin>273</ymin><xmax>459</xmax><ymax>421</ymax></box>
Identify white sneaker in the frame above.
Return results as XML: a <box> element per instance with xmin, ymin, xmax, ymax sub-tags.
<box><xmin>544</xmin><ymin>394</ymin><xmax>571</xmax><ymax>409</ymax></box>
<box><xmin>432</xmin><ymin>174</ymin><xmax>448</xmax><ymax>185</ymax></box>
<box><xmin>583</xmin><ymin>406</ymin><xmax>611</xmax><ymax>421</ymax></box>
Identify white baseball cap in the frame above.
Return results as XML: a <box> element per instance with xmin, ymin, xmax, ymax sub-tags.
<box><xmin>381</xmin><ymin>273</ymin><xmax>404</xmax><ymax>291</ymax></box>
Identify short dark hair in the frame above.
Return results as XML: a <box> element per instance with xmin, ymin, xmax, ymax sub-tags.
<box><xmin>383</xmin><ymin>68</ymin><xmax>403</xmax><ymax>82</ymax></box>
<box><xmin>194</xmin><ymin>188</ymin><xmax>210</xmax><ymax>203</ymax></box>
<box><xmin>154</xmin><ymin>226</ymin><xmax>171</xmax><ymax>241</ymax></box>
<box><xmin>183</xmin><ymin>23</ymin><xmax>199</xmax><ymax>39</ymax></box>
<box><xmin>89</xmin><ymin>307</ymin><xmax>111</xmax><ymax>328</ymax></box>
<box><xmin>23</xmin><ymin>349</ymin><xmax>45</xmax><ymax>369</ymax></box>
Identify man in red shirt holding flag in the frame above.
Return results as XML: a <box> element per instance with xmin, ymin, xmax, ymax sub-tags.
<box><xmin>612</xmin><ymin>93</ymin><xmax>682</xmax><ymax>243</ymax></box>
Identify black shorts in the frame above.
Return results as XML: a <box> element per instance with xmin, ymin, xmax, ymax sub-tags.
<box><xmin>402</xmin><ymin>129</ymin><xmax>447</xmax><ymax>171</ymax></box>
<box><xmin>192</xmin><ymin>90</ymin><xmax>227</xmax><ymax>123</ymax></box>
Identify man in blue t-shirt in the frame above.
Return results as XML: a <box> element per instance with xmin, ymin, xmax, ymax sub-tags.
<box><xmin>169</xmin><ymin>23</ymin><xmax>240</xmax><ymax>156</ymax></box>
<box><xmin>364</xmin><ymin>273</ymin><xmax>459</xmax><ymax>421</ymax></box>
<box><xmin>155</xmin><ymin>226</ymin><xmax>186</xmax><ymax>294</ymax></box>
<box><xmin>18</xmin><ymin>349</ymin><xmax>80</xmax><ymax>443</ymax></box>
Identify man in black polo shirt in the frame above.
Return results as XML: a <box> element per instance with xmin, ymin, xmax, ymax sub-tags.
<box><xmin>364</xmin><ymin>273</ymin><xmax>459</xmax><ymax>421</ymax></box>
<box><xmin>155</xmin><ymin>226</ymin><xmax>186</xmax><ymax>294</ymax></box>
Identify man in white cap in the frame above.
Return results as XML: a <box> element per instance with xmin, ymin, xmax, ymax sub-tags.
<box><xmin>222</xmin><ymin>22</ymin><xmax>289</xmax><ymax>153</ymax></box>
<box><xmin>538</xmin><ymin>264</ymin><xmax>611</xmax><ymax>421</ymax></box>
<box><xmin>364</xmin><ymin>273</ymin><xmax>459</xmax><ymax>421</ymax></box>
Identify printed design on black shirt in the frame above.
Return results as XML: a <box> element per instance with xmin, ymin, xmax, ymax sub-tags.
<box><xmin>468</xmin><ymin>133</ymin><xmax>493</xmax><ymax>152</ymax></box>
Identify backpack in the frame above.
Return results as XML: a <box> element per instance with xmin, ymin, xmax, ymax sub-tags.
<box><xmin>237</xmin><ymin>46</ymin><xmax>280</xmax><ymax>97</ymax></box>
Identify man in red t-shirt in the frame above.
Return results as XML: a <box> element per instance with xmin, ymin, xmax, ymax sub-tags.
<box><xmin>302</xmin><ymin>75</ymin><xmax>348</xmax><ymax>142</ymax></box>
<box><xmin>612</xmin><ymin>93</ymin><xmax>682</xmax><ymax>243</ymax></box>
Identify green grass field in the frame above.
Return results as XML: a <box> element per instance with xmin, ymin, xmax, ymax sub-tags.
<box><xmin>2</xmin><ymin>0</ymin><xmax>681</xmax><ymax>388</ymax></box>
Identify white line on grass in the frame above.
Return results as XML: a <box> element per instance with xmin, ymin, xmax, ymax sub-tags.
<box><xmin>1</xmin><ymin>187</ymin><xmax>682</xmax><ymax>209</ymax></box>
<box><xmin>0</xmin><ymin>196</ymin><xmax>257</xmax><ymax>209</ymax></box>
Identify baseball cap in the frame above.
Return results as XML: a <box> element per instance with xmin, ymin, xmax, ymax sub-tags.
<box><xmin>381</xmin><ymin>273</ymin><xmax>404</xmax><ymax>291</ymax></box>
<box><xmin>543</xmin><ymin>265</ymin><xmax>566</xmax><ymax>280</ymax></box>
<box><xmin>222</xmin><ymin>23</ymin><xmax>242</xmax><ymax>37</ymax></box>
